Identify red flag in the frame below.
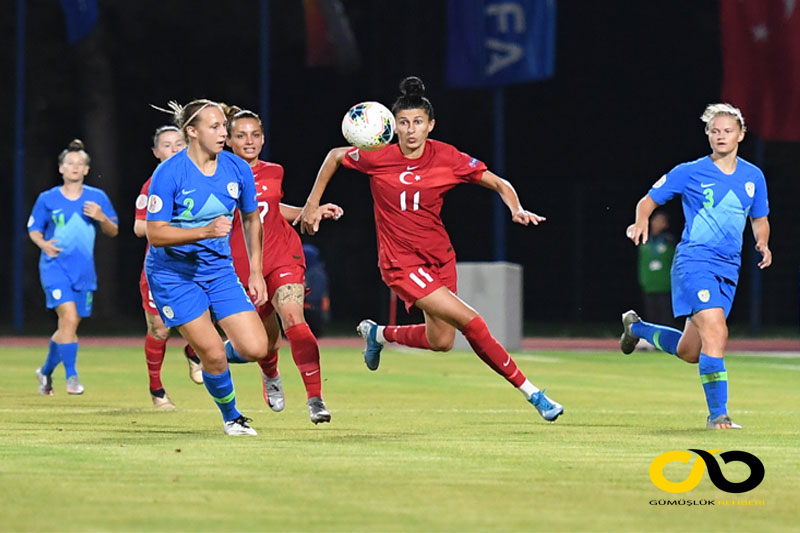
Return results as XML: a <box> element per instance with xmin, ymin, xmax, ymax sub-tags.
<box><xmin>720</xmin><ymin>0</ymin><xmax>800</xmax><ymax>141</ymax></box>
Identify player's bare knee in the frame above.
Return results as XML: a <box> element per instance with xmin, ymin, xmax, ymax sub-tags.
<box><xmin>149</xmin><ymin>324</ymin><xmax>170</xmax><ymax>341</ymax></box>
<box><xmin>428</xmin><ymin>334</ymin><xmax>454</xmax><ymax>352</ymax></box>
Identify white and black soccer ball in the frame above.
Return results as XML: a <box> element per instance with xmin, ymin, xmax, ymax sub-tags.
<box><xmin>341</xmin><ymin>101</ymin><xmax>396</xmax><ymax>151</ymax></box>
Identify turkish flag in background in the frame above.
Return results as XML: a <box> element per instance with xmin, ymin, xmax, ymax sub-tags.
<box><xmin>720</xmin><ymin>0</ymin><xmax>800</xmax><ymax>142</ymax></box>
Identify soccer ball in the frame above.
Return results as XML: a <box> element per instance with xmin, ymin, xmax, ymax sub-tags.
<box><xmin>341</xmin><ymin>101</ymin><xmax>396</xmax><ymax>151</ymax></box>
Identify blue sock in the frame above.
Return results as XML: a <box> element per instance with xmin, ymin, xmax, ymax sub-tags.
<box><xmin>41</xmin><ymin>340</ymin><xmax>62</xmax><ymax>375</ymax></box>
<box><xmin>224</xmin><ymin>340</ymin><xmax>250</xmax><ymax>364</ymax></box>
<box><xmin>699</xmin><ymin>354</ymin><xmax>728</xmax><ymax>419</ymax></box>
<box><xmin>57</xmin><ymin>342</ymin><xmax>79</xmax><ymax>378</ymax></box>
<box><xmin>631</xmin><ymin>321</ymin><xmax>681</xmax><ymax>356</ymax></box>
<box><xmin>202</xmin><ymin>368</ymin><xmax>242</xmax><ymax>422</ymax></box>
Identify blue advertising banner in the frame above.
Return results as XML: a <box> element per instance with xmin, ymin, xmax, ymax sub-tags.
<box><xmin>60</xmin><ymin>0</ymin><xmax>98</xmax><ymax>44</ymax></box>
<box><xmin>446</xmin><ymin>0</ymin><xmax>556</xmax><ymax>88</ymax></box>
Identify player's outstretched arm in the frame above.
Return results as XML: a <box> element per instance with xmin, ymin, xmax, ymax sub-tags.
<box><xmin>626</xmin><ymin>195</ymin><xmax>658</xmax><ymax>245</ymax></box>
<box><xmin>295</xmin><ymin>147</ymin><xmax>349</xmax><ymax>235</ymax></box>
<box><xmin>146</xmin><ymin>217</ymin><xmax>231</xmax><ymax>247</ymax></box>
<box><xmin>478</xmin><ymin>171</ymin><xmax>546</xmax><ymax>226</ymax></box>
<box><xmin>750</xmin><ymin>216</ymin><xmax>772</xmax><ymax>269</ymax></box>
<box><xmin>280</xmin><ymin>203</ymin><xmax>343</xmax><ymax>224</ymax></box>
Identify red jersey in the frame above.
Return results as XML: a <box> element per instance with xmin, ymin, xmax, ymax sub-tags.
<box><xmin>230</xmin><ymin>160</ymin><xmax>305</xmax><ymax>285</ymax></box>
<box><xmin>342</xmin><ymin>139</ymin><xmax>487</xmax><ymax>268</ymax></box>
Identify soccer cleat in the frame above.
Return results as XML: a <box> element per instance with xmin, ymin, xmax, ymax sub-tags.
<box><xmin>65</xmin><ymin>375</ymin><xmax>85</xmax><ymax>395</ymax></box>
<box><xmin>35</xmin><ymin>368</ymin><xmax>54</xmax><ymax>396</ymax></box>
<box><xmin>150</xmin><ymin>389</ymin><xmax>176</xmax><ymax>409</ymax></box>
<box><xmin>307</xmin><ymin>396</ymin><xmax>331</xmax><ymax>424</ymax></box>
<box><xmin>261</xmin><ymin>372</ymin><xmax>285</xmax><ymax>412</ymax></box>
<box><xmin>707</xmin><ymin>414</ymin><xmax>742</xmax><ymax>430</ymax></box>
<box><xmin>357</xmin><ymin>319</ymin><xmax>383</xmax><ymax>371</ymax></box>
<box><xmin>529</xmin><ymin>389</ymin><xmax>564</xmax><ymax>422</ymax></box>
<box><xmin>223</xmin><ymin>415</ymin><xmax>257</xmax><ymax>436</ymax></box>
<box><xmin>184</xmin><ymin>344</ymin><xmax>204</xmax><ymax>384</ymax></box>
<box><xmin>619</xmin><ymin>309</ymin><xmax>642</xmax><ymax>355</ymax></box>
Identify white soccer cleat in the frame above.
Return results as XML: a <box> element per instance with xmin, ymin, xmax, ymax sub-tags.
<box><xmin>223</xmin><ymin>415</ymin><xmax>257</xmax><ymax>436</ymax></box>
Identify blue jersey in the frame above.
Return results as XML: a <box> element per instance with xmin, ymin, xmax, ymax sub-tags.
<box><xmin>27</xmin><ymin>185</ymin><xmax>118</xmax><ymax>291</ymax></box>
<box><xmin>145</xmin><ymin>150</ymin><xmax>257</xmax><ymax>281</ymax></box>
<box><xmin>648</xmin><ymin>156</ymin><xmax>769</xmax><ymax>283</ymax></box>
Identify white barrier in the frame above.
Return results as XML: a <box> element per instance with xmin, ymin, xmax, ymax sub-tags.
<box><xmin>453</xmin><ymin>262</ymin><xmax>523</xmax><ymax>352</ymax></box>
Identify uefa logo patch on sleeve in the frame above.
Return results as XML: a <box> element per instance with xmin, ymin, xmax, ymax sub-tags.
<box><xmin>468</xmin><ymin>157</ymin><xmax>479</xmax><ymax>168</ymax></box>
<box><xmin>227</xmin><ymin>182</ymin><xmax>240</xmax><ymax>198</ymax></box>
<box><xmin>135</xmin><ymin>194</ymin><xmax>148</xmax><ymax>210</ymax></box>
<box><xmin>147</xmin><ymin>195</ymin><xmax>163</xmax><ymax>213</ymax></box>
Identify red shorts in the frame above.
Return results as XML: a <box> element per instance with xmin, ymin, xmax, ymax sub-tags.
<box><xmin>381</xmin><ymin>259</ymin><xmax>458</xmax><ymax>312</ymax></box>
<box><xmin>139</xmin><ymin>268</ymin><xmax>159</xmax><ymax>315</ymax></box>
<box><xmin>247</xmin><ymin>265</ymin><xmax>307</xmax><ymax>318</ymax></box>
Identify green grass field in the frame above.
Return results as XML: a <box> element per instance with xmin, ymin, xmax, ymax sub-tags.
<box><xmin>1</xmin><ymin>343</ymin><xmax>798</xmax><ymax>532</ymax></box>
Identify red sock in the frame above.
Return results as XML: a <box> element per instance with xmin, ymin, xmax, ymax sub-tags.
<box><xmin>258</xmin><ymin>350</ymin><xmax>280</xmax><ymax>379</ymax></box>
<box><xmin>383</xmin><ymin>324</ymin><xmax>431</xmax><ymax>350</ymax></box>
<box><xmin>461</xmin><ymin>316</ymin><xmax>526</xmax><ymax>387</ymax></box>
<box><xmin>145</xmin><ymin>334</ymin><xmax>168</xmax><ymax>391</ymax></box>
<box><xmin>285</xmin><ymin>323</ymin><xmax>322</xmax><ymax>398</ymax></box>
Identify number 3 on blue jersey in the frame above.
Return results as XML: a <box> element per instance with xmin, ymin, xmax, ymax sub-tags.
<box><xmin>702</xmin><ymin>188</ymin><xmax>714</xmax><ymax>209</ymax></box>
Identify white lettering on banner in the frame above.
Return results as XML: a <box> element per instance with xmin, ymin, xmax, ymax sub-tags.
<box><xmin>485</xmin><ymin>2</ymin><xmax>526</xmax><ymax>76</ymax></box>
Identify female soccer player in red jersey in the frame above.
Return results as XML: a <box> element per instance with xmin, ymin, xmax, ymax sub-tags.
<box><xmin>134</xmin><ymin>125</ymin><xmax>203</xmax><ymax>409</ymax></box>
<box><xmin>297</xmin><ymin>77</ymin><xmax>563</xmax><ymax>422</ymax></box>
<box><xmin>225</xmin><ymin>108</ymin><xmax>343</xmax><ymax>424</ymax></box>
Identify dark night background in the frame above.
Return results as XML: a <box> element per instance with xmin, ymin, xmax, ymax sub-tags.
<box><xmin>2</xmin><ymin>0</ymin><xmax>798</xmax><ymax>336</ymax></box>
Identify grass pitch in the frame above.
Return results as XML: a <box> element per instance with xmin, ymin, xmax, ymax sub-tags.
<box><xmin>1</xmin><ymin>342</ymin><xmax>798</xmax><ymax>532</ymax></box>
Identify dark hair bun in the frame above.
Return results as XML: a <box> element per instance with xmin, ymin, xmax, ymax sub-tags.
<box><xmin>67</xmin><ymin>139</ymin><xmax>85</xmax><ymax>151</ymax></box>
<box><xmin>399</xmin><ymin>76</ymin><xmax>425</xmax><ymax>98</ymax></box>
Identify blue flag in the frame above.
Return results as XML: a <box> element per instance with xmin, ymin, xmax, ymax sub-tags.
<box><xmin>60</xmin><ymin>0</ymin><xmax>98</xmax><ymax>44</ymax></box>
<box><xmin>446</xmin><ymin>0</ymin><xmax>556</xmax><ymax>88</ymax></box>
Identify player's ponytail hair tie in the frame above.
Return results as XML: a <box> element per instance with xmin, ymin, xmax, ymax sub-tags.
<box><xmin>392</xmin><ymin>75</ymin><xmax>435</xmax><ymax>120</ymax></box>
<box><xmin>150</xmin><ymin>99</ymin><xmax>220</xmax><ymax>138</ymax></box>
<box><xmin>58</xmin><ymin>138</ymin><xmax>91</xmax><ymax>165</ymax></box>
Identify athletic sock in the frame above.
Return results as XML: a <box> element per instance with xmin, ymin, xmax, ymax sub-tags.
<box><xmin>223</xmin><ymin>340</ymin><xmax>250</xmax><ymax>364</ymax></box>
<box><xmin>184</xmin><ymin>344</ymin><xmax>201</xmax><ymax>364</ymax></box>
<box><xmin>517</xmin><ymin>379</ymin><xmax>540</xmax><ymax>400</ymax></box>
<box><xmin>631</xmin><ymin>320</ymin><xmax>681</xmax><ymax>356</ymax></box>
<box><xmin>58</xmin><ymin>342</ymin><xmax>79</xmax><ymax>379</ymax></box>
<box><xmin>145</xmin><ymin>334</ymin><xmax>168</xmax><ymax>391</ymax></box>
<box><xmin>461</xmin><ymin>316</ymin><xmax>526</xmax><ymax>387</ymax></box>
<box><xmin>41</xmin><ymin>339</ymin><xmax>62</xmax><ymax>375</ymax></box>
<box><xmin>699</xmin><ymin>354</ymin><xmax>728</xmax><ymax>419</ymax></box>
<box><xmin>258</xmin><ymin>350</ymin><xmax>280</xmax><ymax>379</ymax></box>
<box><xmin>202</xmin><ymin>368</ymin><xmax>241</xmax><ymax>422</ymax></box>
<box><xmin>285</xmin><ymin>323</ymin><xmax>322</xmax><ymax>398</ymax></box>
<box><xmin>382</xmin><ymin>324</ymin><xmax>431</xmax><ymax>350</ymax></box>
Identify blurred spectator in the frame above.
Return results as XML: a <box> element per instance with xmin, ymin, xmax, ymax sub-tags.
<box><xmin>303</xmin><ymin>244</ymin><xmax>331</xmax><ymax>336</ymax></box>
<box><xmin>638</xmin><ymin>211</ymin><xmax>676</xmax><ymax>327</ymax></box>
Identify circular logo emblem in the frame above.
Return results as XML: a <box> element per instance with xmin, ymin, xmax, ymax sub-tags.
<box><xmin>162</xmin><ymin>305</ymin><xmax>174</xmax><ymax>319</ymax></box>
<box><xmin>52</xmin><ymin>289</ymin><xmax>62</xmax><ymax>300</ymax></box>
<box><xmin>227</xmin><ymin>182</ymin><xmax>240</xmax><ymax>198</ymax></box>
<box><xmin>135</xmin><ymin>194</ymin><xmax>148</xmax><ymax>210</ymax></box>
<box><xmin>697</xmin><ymin>289</ymin><xmax>711</xmax><ymax>303</ymax></box>
<box><xmin>27</xmin><ymin>215</ymin><xmax>34</xmax><ymax>228</ymax></box>
<box><xmin>652</xmin><ymin>175</ymin><xmax>667</xmax><ymax>189</ymax></box>
<box><xmin>745</xmin><ymin>182</ymin><xmax>755</xmax><ymax>198</ymax></box>
<box><xmin>147</xmin><ymin>194</ymin><xmax>164</xmax><ymax>214</ymax></box>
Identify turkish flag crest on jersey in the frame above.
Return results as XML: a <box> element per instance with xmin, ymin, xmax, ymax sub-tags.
<box><xmin>720</xmin><ymin>0</ymin><xmax>800</xmax><ymax>141</ymax></box>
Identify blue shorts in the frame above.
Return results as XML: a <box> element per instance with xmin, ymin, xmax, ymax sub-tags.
<box><xmin>671</xmin><ymin>264</ymin><xmax>737</xmax><ymax>319</ymax></box>
<box><xmin>146</xmin><ymin>266</ymin><xmax>255</xmax><ymax>327</ymax></box>
<box><xmin>42</xmin><ymin>271</ymin><xmax>94</xmax><ymax>317</ymax></box>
